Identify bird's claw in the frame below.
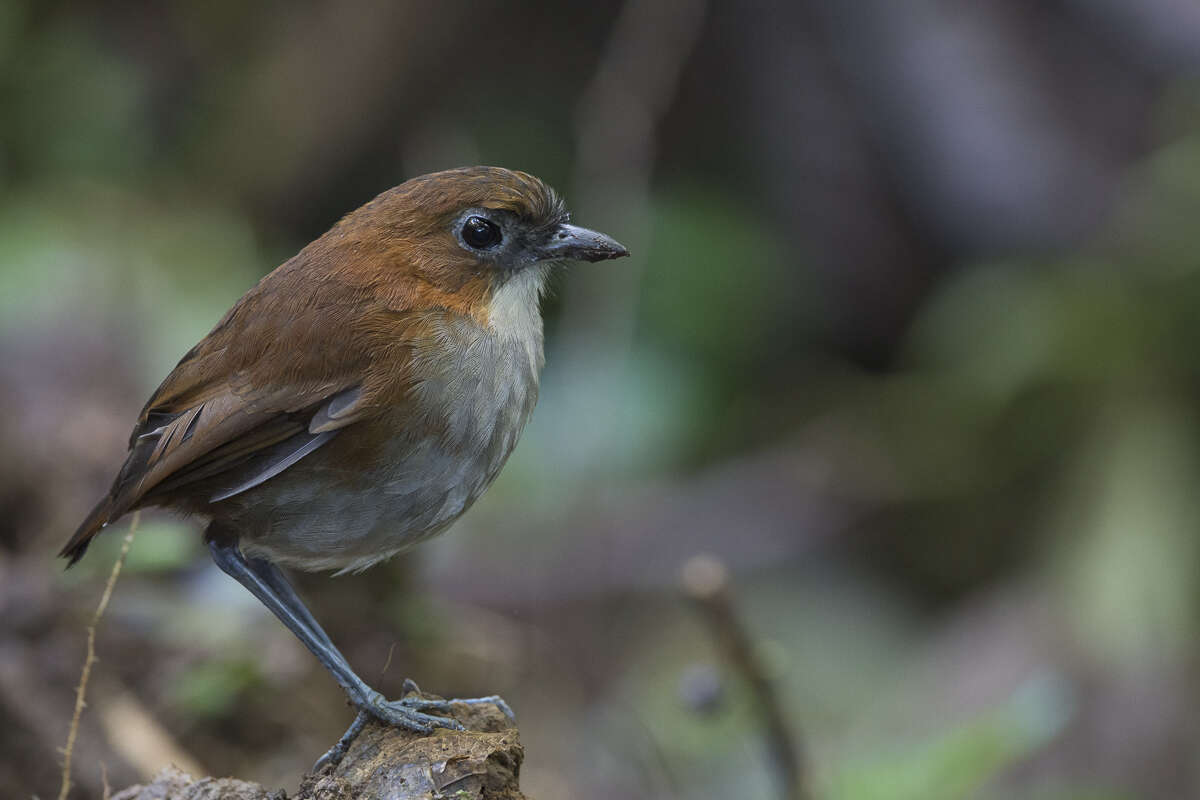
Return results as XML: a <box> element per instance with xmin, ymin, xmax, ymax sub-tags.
<box><xmin>449</xmin><ymin>694</ymin><xmax>516</xmax><ymax>720</ymax></box>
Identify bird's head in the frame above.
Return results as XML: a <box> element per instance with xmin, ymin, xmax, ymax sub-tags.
<box><xmin>321</xmin><ymin>167</ymin><xmax>628</xmax><ymax>327</ymax></box>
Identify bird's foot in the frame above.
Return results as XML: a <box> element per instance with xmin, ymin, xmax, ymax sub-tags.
<box><xmin>366</xmin><ymin>691</ymin><xmax>468</xmax><ymax>731</ymax></box>
<box><xmin>311</xmin><ymin>690</ymin><xmax>461</xmax><ymax>773</ymax></box>
<box><xmin>312</xmin><ymin>682</ymin><xmax>515</xmax><ymax>772</ymax></box>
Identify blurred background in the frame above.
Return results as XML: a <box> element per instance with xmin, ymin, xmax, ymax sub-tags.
<box><xmin>4</xmin><ymin>0</ymin><xmax>1200</xmax><ymax>797</ymax></box>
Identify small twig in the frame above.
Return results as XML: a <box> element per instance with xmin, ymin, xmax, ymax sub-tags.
<box><xmin>58</xmin><ymin>512</ymin><xmax>140</xmax><ymax>800</ymax></box>
<box><xmin>681</xmin><ymin>554</ymin><xmax>810</xmax><ymax>800</ymax></box>
<box><xmin>380</xmin><ymin>641</ymin><xmax>398</xmax><ymax>681</ymax></box>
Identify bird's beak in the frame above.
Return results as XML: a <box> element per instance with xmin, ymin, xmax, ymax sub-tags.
<box><xmin>538</xmin><ymin>223</ymin><xmax>630</xmax><ymax>262</ymax></box>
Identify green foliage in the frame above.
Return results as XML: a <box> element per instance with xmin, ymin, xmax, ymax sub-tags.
<box><xmin>830</xmin><ymin>721</ymin><xmax>1028</xmax><ymax>800</ymax></box>
<box><xmin>168</xmin><ymin>659</ymin><xmax>262</xmax><ymax>718</ymax></box>
<box><xmin>640</xmin><ymin>186</ymin><xmax>794</xmax><ymax>371</ymax></box>
<box><xmin>827</xmin><ymin>674</ymin><xmax>1069</xmax><ymax>800</ymax></box>
<box><xmin>59</xmin><ymin>518</ymin><xmax>199</xmax><ymax>578</ymax></box>
<box><xmin>0</xmin><ymin>14</ymin><xmax>150</xmax><ymax>179</ymax></box>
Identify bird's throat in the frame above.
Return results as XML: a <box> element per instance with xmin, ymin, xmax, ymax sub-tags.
<box><xmin>486</xmin><ymin>264</ymin><xmax>548</xmax><ymax>375</ymax></box>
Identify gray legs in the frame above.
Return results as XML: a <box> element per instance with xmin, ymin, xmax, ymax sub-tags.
<box><xmin>208</xmin><ymin>540</ymin><xmax>479</xmax><ymax>769</ymax></box>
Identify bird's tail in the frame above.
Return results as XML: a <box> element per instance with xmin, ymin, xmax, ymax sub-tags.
<box><xmin>59</xmin><ymin>496</ymin><xmax>115</xmax><ymax>567</ymax></box>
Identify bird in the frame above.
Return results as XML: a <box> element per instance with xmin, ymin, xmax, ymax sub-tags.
<box><xmin>60</xmin><ymin>166</ymin><xmax>629</xmax><ymax>767</ymax></box>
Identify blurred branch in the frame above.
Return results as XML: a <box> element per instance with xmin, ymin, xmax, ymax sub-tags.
<box><xmin>97</xmin><ymin>689</ymin><xmax>205</xmax><ymax>781</ymax></box>
<box><xmin>559</xmin><ymin>0</ymin><xmax>707</xmax><ymax>359</ymax></box>
<box><xmin>682</xmin><ymin>554</ymin><xmax>810</xmax><ymax>800</ymax></box>
<box><xmin>58</xmin><ymin>512</ymin><xmax>139</xmax><ymax>800</ymax></box>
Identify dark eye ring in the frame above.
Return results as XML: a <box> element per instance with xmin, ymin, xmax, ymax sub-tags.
<box><xmin>461</xmin><ymin>215</ymin><xmax>502</xmax><ymax>249</ymax></box>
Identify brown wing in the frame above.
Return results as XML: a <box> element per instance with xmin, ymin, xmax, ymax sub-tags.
<box><xmin>60</xmin><ymin>261</ymin><xmax>413</xmax><ymax>565</ymax></box>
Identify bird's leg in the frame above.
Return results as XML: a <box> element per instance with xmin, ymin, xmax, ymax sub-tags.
<box><xmin>239</xmin><ymin>555</ymin><xmax>483</xmax><ymax>770</ymax></box>
<box><xmin>239</xmin><ymin>554</ymin><xmax>506</xmax><ymax>713</ymax></box>
<box><xmin>241</xmin><ymin>554</ymin><xmax>337</xmax><ymax>652</ymax></box>
<box><xmin>247</xmin><ymin>556</ymin><xmax>516</xmax><ymax>717</ymax></box>
<box><xmin>207</xmin><ymin>540</ymin><xmax>473</xmax><ymax>766</ymax></box>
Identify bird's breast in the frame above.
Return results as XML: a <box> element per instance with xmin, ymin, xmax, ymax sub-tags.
<box><xmin>404</xmin><ymin>309</ymin><xmax>543</xmax><ymax>481</ymax></box>
<box><xmin>235</xmin><ymin>308</ymin><xmax>544</xmax><ymax>572</ymax></box>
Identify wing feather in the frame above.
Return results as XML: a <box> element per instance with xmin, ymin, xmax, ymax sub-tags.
<box><xmin>209</xmin><ymin>429</ymin><xmax>337</xmax><ymax>502</ymax></box>
<box><xmin>61</xmin><ymin>262</ymin><xmax>420</xmax><ymax>565</ymax></box>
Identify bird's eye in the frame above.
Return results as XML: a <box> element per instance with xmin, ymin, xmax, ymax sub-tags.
<box><xmin>461</xmin><ymin>216</ymin><xmax>502</xmax><ymax>249</ymax></box>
